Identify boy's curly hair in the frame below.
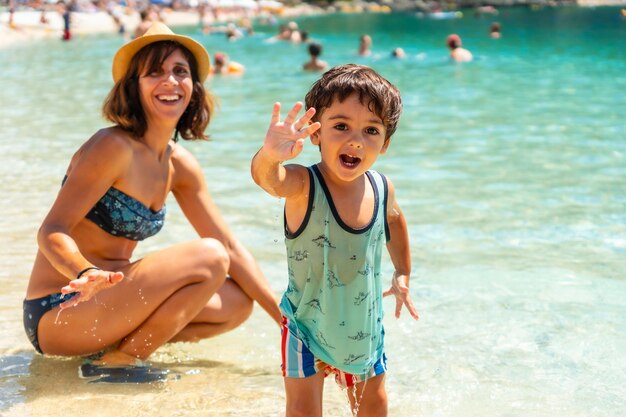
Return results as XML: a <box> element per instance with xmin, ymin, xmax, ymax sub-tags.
<box><xmin>304</xmin><ymin>64</ymin><xmax>402</xmax><ymax>140</ymax></box>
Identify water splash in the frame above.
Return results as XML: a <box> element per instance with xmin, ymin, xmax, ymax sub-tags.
<box><xmin>339</xmin><ymin>379</ymin><xmax>368</xmax><ymax>417</ymax></box>
<box><xmin>54</xmin><ymin>308</ymin><xmax>63</xmax><ymax>325</ymax></box>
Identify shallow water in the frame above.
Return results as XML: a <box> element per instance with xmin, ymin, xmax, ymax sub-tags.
<box><xmin>0</xmin><ymin>6</ymin><xmax>625</xmax><ymax>417</ymax></box>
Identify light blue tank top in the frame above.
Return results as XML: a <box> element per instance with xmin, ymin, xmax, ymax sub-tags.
<box><xmin>280</xmin><ymin>165</ymin><xmax>390</xmax><ymax>375</ymax></box>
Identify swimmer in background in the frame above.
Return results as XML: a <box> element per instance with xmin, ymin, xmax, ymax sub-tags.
<box><xmin>134</xmin><ymin>9</ymin><xmax>152</xmax><ymax>39</ymax></box>
<box><xmin>211</xmin><ymin>52</ymin><xmax>245</xmax><ymax>75</ymax></box>
<box><xmin>447</xmin><ymin>34</ymin><xmax>473</xmax><ymax>62</ymax></box>
<box><xmin>490</xmin><ymin>22</ymin><xmax>501</xmax><ymax>39</ymax></box>
<box><xmin>391</xmin><ymin>47</ymin><xmax>406</xmax><ymax>59</ymax></box>
<box><xmin>358</xmin><ymin>34</ymin><xmax>372</xmax><ymax>56</ymax></box>
<box><xmin>272</xmin><ymin>21</ymin><xmax>302</xmax><ymax>43</ymax></box>
<box><xmin>303</xmin><ymin>42</ymin><xmax>328</xmax><ymax>72</ymax></box>
<box><xmin>225</xmin><ymin>23</ymin><xmax>243</xmax><ymax>42</ymax></box>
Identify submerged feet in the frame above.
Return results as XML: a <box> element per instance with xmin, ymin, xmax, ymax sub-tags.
<box><xmin>92</xmin><ymin>349</ymin><xmax>142</xmax><ymax>366</ymax></box>
<box><xmin>80</xmin><ymin>350</ymin><xmax>171</xmax><ymax>384</ymax></box>
<box><xmin>79</xmin><ymin>362</ymin><xmax>170</xmax><ymax>383</ymax></box>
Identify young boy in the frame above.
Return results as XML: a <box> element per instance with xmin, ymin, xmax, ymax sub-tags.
<box><xmin>251</xmin><ymin>64</ymin><xmax>419</xmax><ymax>417</ymax></box>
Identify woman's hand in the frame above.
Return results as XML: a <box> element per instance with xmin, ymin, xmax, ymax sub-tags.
<box><xmin>59</xmin><ymin>269</ymin><xmax>125</xmax><ymax>309</ymax></box>
<box><xmin>263</xmin><ymin>102</ymin><xmax>320</xmax><ymax>162</ymax></box>
<box><xmin>383</xmin><ymin>271</ymin><xmax>419</xmax><ymax>320</ymax></box>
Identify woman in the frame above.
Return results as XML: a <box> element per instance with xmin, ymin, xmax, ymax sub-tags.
<box><xmin>23</xmin><ymin>22</ymin><xmax>281</xmax><ymax>366</ymax></box>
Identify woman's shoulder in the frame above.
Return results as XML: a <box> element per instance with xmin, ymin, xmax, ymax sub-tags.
<box><xmin>85</xmin><ymin>127</ymin><xmax>135</xmax><ymax>153</ymax></box>
<box><xmin>169</xmin><ymin>141</ymin><xmax>197</xmax><ymax>166</ymax></box>
<box><xmin>71</xmin><ymin>127</ymin><xmax>135</xmax><ymax>167</ymax></box>
<box><xmin>170</xmin><ymin>142</ymin><xmax>203</xmax><ymax>177</ymax></box>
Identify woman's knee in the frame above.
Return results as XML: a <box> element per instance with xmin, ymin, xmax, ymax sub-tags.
<box><xmin>193</xmin><ymin>238</ymin><xmax>230</xmax><ymax>281</ymax></box>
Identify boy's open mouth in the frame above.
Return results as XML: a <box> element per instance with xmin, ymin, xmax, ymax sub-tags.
<box><xmin>340</xmin><ymin>154</ymin><xmax>361</xmax><ymax>167</ymax></box>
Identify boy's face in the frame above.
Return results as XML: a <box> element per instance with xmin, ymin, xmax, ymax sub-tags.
<box><xmin>311</xmin><ymin>93</ymin><xmax>390</xmax><ymax>183</ymax></box>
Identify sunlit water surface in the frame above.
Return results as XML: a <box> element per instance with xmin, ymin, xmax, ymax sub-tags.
<box><xmin>0</xmin><ymin>6</ymin><xmax>624</xmax><ymax>417</ymax></box>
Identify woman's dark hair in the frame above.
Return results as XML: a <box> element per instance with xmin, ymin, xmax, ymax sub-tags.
<box><xmin>102</xmin><ymin>41</ymin><xmax>214</xmax><ymax>141</ymax></box>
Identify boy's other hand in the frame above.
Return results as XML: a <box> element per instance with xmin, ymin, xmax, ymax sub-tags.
<box><xmin>383</xmin><ymin>272</ymin><xmax>419</xmax><ymax>320</ymax></box>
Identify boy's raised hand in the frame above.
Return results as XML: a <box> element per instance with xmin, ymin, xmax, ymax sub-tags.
<box><xmin>383</xmin><ymin>272</ymin><xmax>419</xmax><ymax>320</ymax></box>
<box><xmin>264</xmin><ymin>102</ymin><xmax>321</xmax><ymax>161</ymax></box>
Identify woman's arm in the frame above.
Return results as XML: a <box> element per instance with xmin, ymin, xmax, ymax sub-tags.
<box><xmin>38</xmin><ymin>129</ymin><xmax>129</xmax><ymax>307</ymax></box>
<box><xmin>171</xmin><ymin>145</ymin><xmax>282</xmax><ymax>325</ymax></box>
<box><xmin>38</xmin><ymin>129</ymin><xmax>130</xmax><ymax>278</ymax></box>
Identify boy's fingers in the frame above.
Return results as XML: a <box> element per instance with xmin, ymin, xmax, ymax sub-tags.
<box><xmin>294</xmin><ymin>107</ymin><xmax>317</xmax><ymax>129</ymax></box>
<box><xmin>405</xmin><ymin>298</ymin><xmax>419</xmax><ymax>319</ymax></box>
<box><xmin>283</xmin><ymin>102</ymin><xmax>303</xmax><ymax>125</ymax></box>
<box><xmin>303</xmin><ymin>122</ymin><xmax>321</xmax><ymax>137</ymax></box>
<box><xmin>270</xmin><ymin>102</ymin><xmax>281</xmax><ymax>125</ymax></box>
<box><xmin>395</xmin><ymin>298</ymin><xmax>403</xmax><ymax>318</ymax></box>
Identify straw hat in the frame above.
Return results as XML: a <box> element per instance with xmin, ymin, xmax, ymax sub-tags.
<box><xmin>112</xmin><ymin>22</ymin><xmax>210</xmax><ymax>83</ymax></box>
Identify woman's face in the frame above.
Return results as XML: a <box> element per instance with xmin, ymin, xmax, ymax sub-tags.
<box><xmin>138</xmin><ymin>48</ymin><xmax>194</xmax><ymax>128</ymax></box>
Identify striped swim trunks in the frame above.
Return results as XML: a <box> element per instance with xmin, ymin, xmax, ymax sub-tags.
<box><xmin>280</xmin><ymin>316</ymin><xmax>387</xmax><ymax>388</ymax></box>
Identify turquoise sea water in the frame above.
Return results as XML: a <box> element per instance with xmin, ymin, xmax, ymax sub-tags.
<box><xmin>0</xmin><ymin>6</ymin><xmax>625</xmax><ymax>417</ymax></box>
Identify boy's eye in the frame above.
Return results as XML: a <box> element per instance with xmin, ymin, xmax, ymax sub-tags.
<box><xmin>366</xmin><ymin>127</ymin><xmax>380</xmax><ymax>135</ymax></box>
<box><xmin>334</xmin><ymin>123</ymin><xmax>348</xmax><ymax>131</ymax></box>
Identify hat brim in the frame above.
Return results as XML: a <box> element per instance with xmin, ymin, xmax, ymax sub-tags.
<box><xmin>112</xmin><ymin>30</ymin><xmax>210</xmax><ymax>83</ymax></box>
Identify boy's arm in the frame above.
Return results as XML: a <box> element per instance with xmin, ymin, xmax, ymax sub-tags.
<box><xmin>251</xmin><ymin>102</ymin><xmax>320</xmax><ymax>198</ymax></box>
<box><xmin>383</xmin><ymin>179</ymin><xmax>419</xmax><ymax>320</ymax></box>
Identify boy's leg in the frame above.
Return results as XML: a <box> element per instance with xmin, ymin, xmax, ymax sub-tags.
<box><xmin>284</xmin><ymin>372</ymin><xmax>325</xmax><ymax>417</ymax></box>
<box><xmin>346</xmin><ymin>373</ymin><xmax>387</xmax><ymax>417</ymax></box>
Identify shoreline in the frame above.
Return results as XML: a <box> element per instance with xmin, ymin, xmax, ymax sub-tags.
<box><xmin>0</xmin><ymin>4</ymin><xmax>323</xmax><ymax>48</ymax></box>
<box><xmin>1</xmin><ymin>2</ymin><xmax>625</xmax><ymax>48</ymax></box>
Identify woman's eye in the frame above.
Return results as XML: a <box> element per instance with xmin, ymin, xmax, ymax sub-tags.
<box><xmin>175</xmin><ymin>67</ymin><xmax>190</xmax><ymax>76</ymax></box>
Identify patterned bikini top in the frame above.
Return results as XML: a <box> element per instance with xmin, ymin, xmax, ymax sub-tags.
<box><xmin>63</xmin><ymin>177</ymin><xmax>165</xmax><ymax>241</ymax></box>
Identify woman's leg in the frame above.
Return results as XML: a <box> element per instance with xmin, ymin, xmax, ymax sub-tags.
<box><xmin>37</xmin><ymin>238</ymin><xmax>229</xmax><ymax>361</ymax></box>
<box><xmin>168</xmin><ymin>278</ymin><xmax>253</xmax><ymax>343</ymax></box>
